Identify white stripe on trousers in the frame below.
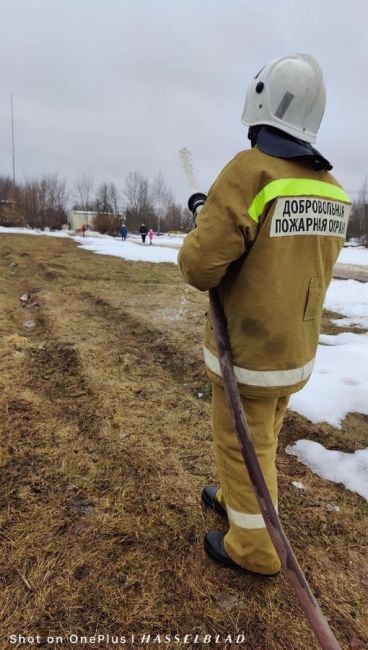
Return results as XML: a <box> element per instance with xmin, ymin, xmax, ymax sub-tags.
<box><xmin>227</xmin><ymin>504</ymin><xmax>279</xmax><ymax>529</ymax></box>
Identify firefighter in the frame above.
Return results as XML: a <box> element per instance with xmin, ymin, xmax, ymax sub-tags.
<box><xmin>178</xmin><ymin>53</ymin><xmax>351</xmax><ymax>575</ymax></box>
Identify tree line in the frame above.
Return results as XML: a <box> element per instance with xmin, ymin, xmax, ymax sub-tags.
<box><xmin>0</xmin><ymin>171</ymin><xmax>193</xmax><ymax>234</ymax></box>
<box><xmin>0</xmin><ymin>174</ymin><xmax>67</xmax><ymax>230</ymax></box>
<box><xmin>346</xmin><ymin>180</ymin><xmax>368</xmax><ymax>246</ymax></box>
<box><xmin>1</xmin><ymin>171</ymin><xmax>367</xmax><ymax>244</ymax></box>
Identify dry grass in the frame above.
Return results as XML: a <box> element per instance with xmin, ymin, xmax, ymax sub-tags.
<box><xmin>0</xmin><ymin>233</ymin><xmax>367</xmax><ymax>650</ymax></box>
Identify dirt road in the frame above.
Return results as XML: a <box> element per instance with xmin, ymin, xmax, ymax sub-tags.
<box><xmin>1</xmin><ymin>234</ymin><xmax>367</xmax><ymax>649</ymax></box>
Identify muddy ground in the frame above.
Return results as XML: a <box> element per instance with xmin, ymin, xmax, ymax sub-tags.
<box><xmin>0</xmin><ymin>234</ymin><xmax>367</xmax><ymax>650</ymax></box>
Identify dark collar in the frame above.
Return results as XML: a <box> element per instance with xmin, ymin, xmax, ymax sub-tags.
<box><xmin>255</xmin><ymin>126</ymin><xmax>332</xmax><ymax>171</ymax></box>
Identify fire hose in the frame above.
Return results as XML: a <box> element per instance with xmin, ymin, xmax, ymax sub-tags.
<box><xmin>209</xmin><ymin>286</ymin><xmax>341</xmax><ymax>650</ymax></box>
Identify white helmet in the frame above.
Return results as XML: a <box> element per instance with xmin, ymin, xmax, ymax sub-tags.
<box><xmin>241</xmin><ymin>53</ymin><xmax>326</xmax><ymax>143</ymax></box>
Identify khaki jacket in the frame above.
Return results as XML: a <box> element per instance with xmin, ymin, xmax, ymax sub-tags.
<box><xmin>178</xmin><ymin>147</ymin><xmax>351</xmax><ymax>398</ymax></box>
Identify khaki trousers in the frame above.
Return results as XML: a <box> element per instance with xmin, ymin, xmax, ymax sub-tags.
<box><xmin>211</xmin><ymin>382</ymin><xmax>289</xmax><ymax>575</ymax></box>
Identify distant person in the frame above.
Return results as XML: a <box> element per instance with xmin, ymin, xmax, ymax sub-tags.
<box><xmin>81</xmin><ymin>224</ymin><xmax>87</xmax><ymax>237</ymax></box>
<box><xmin>120</xmin><ymin>224</ymin><xmax>128</xmax><ymax>241</ymax></box>
<box><xmin>140</xmin><ymin>224</ymin><xmax>148</xmax><ymax>244</ymax></box>
<box><xmin>148</xmin><ymin>228</ymin><xmax>154</xmax><ymax>245</ymax></box>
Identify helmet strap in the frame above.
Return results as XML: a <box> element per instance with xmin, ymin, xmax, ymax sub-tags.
<box><xmin>248</xmin><ymin>126</ymin><xmax>262</xmax><ymax>148</ymax></box>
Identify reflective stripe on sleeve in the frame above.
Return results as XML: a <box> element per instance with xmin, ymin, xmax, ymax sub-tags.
<box><xmin>227</xmin><ymin>504</ymin><xmax>278</xmax><ymax>529</ymax></box>
<box><xmin>204</xmin><ymin>346</ymin><xmax>314</xmax><ymax>387</ymax></box>
<box><xmin>248</xmin><ymin>178</ymin><xmax>351</xmax><ymax>224</ymax></box>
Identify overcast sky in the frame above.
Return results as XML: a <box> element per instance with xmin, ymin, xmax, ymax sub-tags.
<box><xmin>0</xmin><ymin>0</ymin><xmax>367</xmax><ymax>207</ymax></box>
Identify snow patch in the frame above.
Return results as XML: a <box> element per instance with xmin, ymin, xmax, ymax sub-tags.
<box><xmin>286</xmin><ymin>440</ymin><xmax>368</xmax><ymax>502</ymax></box>
<box><xmin>290</xmin><ymin>332</ymin><xmax>368</xmax><ymax>428</ymax></box>
<box><xmin>324</xmin><ymin>279</ymin><xmax>368</xmax><ymax>328</ymax></box>
<box><xmin>291</xmin><ymin>481</ymin><xmax>305</xmax><ymax>490</ymax></box>
<box><xmin>337</xmin><ymin>246</ymin><xmax>368</xmax><ymax>266</ymax></box>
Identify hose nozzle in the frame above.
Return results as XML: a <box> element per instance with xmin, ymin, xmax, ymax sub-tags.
<box><xmin>188</xmin><ymin>192</ymin><xmax>207</xmax><ymax>217</ymax></box>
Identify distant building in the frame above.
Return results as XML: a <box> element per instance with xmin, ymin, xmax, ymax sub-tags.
<box><xmin>68</xmin><ymin>210</ymin><xmax>98</xmax><ymax>231</ymax></box>
<box><xmin>68</xmin><ymin>210</ymin><xmax>125</xmax><ymax>231</ymax></box>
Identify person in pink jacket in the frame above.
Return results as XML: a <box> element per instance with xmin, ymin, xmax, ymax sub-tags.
<box><xmin>148</xmin><ymin>228</ymin><xmax>154</xmax><ymax>245</ymax></box>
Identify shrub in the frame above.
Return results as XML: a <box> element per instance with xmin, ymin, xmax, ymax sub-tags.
<box><xmin>92</xmin><ymin>213</ymin><xmax>122</xmax><ymax>236</ymax></box>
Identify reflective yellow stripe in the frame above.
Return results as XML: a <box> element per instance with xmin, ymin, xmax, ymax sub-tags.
<box><xmin>248</xmin><ymin>178</ymin><xmax>351</xmax><ymax>224</ymax></box>
<box><xmin>226</xmin><ymin>504</ymin><xmax>278</xmax><ymax>529</ymax></box>
<box><xmin>204</xmin><ymin>346</ymin><xmax>314</xmax><ymax>387</ymax></box>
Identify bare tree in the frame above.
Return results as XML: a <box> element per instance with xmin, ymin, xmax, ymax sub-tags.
<box><xmin>108</xmin><ymin>182</ymin><xmax>120</xmax><ymax>216</ymax></box>
<box><xmin>0</xmin><ymin>176</ymin><xmax>20</xmax><ymax>226</ymax></box>
<box><xmin>151</xmin><ymin>172</ymin><xmax>173</xmax><ymax>235</ymax></box>
<box><xmin>19</xmin><ymin>174</ymin><xmax>67</xmax><ymax>229</ymax></box>
<box><xmin>347</xmin><ymin>178</ymin><xmax>368</xmax><ymax>245</ymax></box>
<box><xmin>0</xmin><ymin>176</ymin><xmax>14</xmax><ymax>202</ymax></box>
<box><xmin>95</xmin><ymin>182</ymin><xmax>120</xmax><ymax>215</ymax></box>
<box><xmin>44</xmin><ymin>174</ymin><xmax>68</xmax><ymax>229</ymax></box>
<box><xmin>357</xmin><ymin>179</ymin><xmax>368</xmax><ymax>243</ymax></box>
<box><xmin>163</xmin><ymin>202</ymin><xmax>183</xmax><ymax>232</ymax></box>
<box><xmin>123</xmin><ymin>171</ymin><xmax>154</xmax><ymax>231</ymax></box>
<box><xmin>74</xmin><ymin>173</ymin><xmax>94</xmax><ymax>226</ymax></box>
<box><xmin>0</xmin><ymin>177</ymin><xmax>23</xmax><ymax>226</ymax></box>
<box><xmin>181</xmin><ymin>206</ymin><xmax>195</xmax><ymax>233</ymax></box>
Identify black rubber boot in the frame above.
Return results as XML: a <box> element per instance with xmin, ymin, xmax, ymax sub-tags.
<box><xmin>204</xmin><ymin>530</ymin><xmax>241</xmax><ymax>569</ymax></box>
<box><xmin>201</xmin><ymin>486</ymin><xmax>227</xmax><ymax>518</ymax></box>
<box><xmin>204</xmin><ymin>530</ymin><xmax>280</xmax><ymax>576</ymax></box>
